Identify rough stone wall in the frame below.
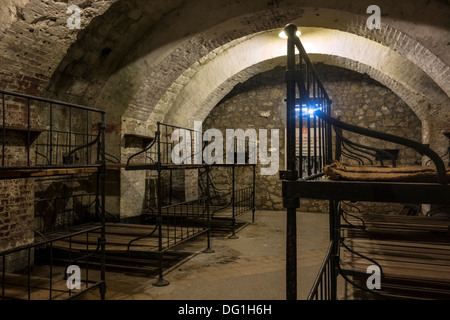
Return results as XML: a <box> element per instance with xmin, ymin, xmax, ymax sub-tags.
<box><xmin>203</xmin><ymin>64</ymin><xmax>422</xmax><ymax>212</ymax></box>
<box><xmin>0</xmin><ymin>0</ymin><xmax>117</xmax><ymax>95</ymax></box>
<box><xmin>0</xmin><ymin>178</ymin><xmax>34</xmax><ymax>273</ymax></box>
<box><xmin>319</xmin><ymin>63</ymin><xmax>423</xmax><ymax>166</ymax></box>
<box><xmin>34</xmin><ymin>175</ymin><xmax>97</xmax><ymax>233</ymax></box>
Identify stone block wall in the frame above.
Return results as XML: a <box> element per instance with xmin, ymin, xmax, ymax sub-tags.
<box><xmin>0</xmin><ymin>178</ymin><xmax>34</xmax><ymax>273</ymax></box>
<box><xmin>203</xmin><ymin>64</ymin><xmax>422</xmax><ymax>213</ymax></box>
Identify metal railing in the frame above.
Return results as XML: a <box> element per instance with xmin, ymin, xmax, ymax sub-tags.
<box><xmin>281</xmin><ymin>23</ymin><xmax>333</xmax><ymax>300</ymax></box>
<box><xmin>1</xmin><ymin>226</ymin><xmax>104</xmax><ymax>300</ymax></box>
<box><xmin>125</xmin><ymin>121</ymin><xmax>257</xmax><ymax>285</ymax></box>
<box><xmin>159</xmin><ymin>198</ymin><xmax>210</xmax><ymax>247</ymax></box>
<box><xmin>127</xmin><ymin>122</ymin><xmax>258</xmax><ymax>168</ymax></box>
<box><xmin>34</xmin><ymin>130</ymin><xmax>99</xmax><ymax>167</ymax></box>
<box><xmin>281</xmin><ymin>22</ymin><xmax>449</xmax><ymax>301</ymax></box>
<box><xmin>234</xmin><ymin>186</ymin><xmax>254</xmax><ymax>217</ymax></box>
<box><xmin>35</xmin><ymin>192</ymin><xmax>98</xmax><ymax>234</ymax></box>
<box><xmin>0</xmin><ymin>89</ymin><xmax>107</xmax><ymax>300</ymax></box>
<box><xmin>315</xmin><ymin>110</ymin><xmax>447</xmax><ymax>184</ymax></box>
<box><xmin>126</xmin><ymin>122</ymin><xmax>204</xmax><ymax>167</ymax></box>
<box><xmin>307</xmin><ymin>241</ymin><xmax>334</xmax><ymax>300</ymax></box>
<box><xmin>335</xmin><ymin>127</ymin><xmax>397</xmax><ymax>167</ymax></box>
<box><xmin>145</xmin><ymin>181</ymin><xmax>172</xmax><ymax>210</ymax></box>
<box><xmin>0</xmin><ymin>89</ymin><xmax>104</xmax><ymax>169</ymax></box>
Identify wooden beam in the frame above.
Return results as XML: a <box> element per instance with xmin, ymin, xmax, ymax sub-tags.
<box><xmin>0</xmin><ymin>167</ymin><xmax>99</xmax><ymax>179</ymax></box>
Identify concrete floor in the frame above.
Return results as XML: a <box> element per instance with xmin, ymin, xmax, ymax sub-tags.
<box><xmin>84</xmin><ymin>210</ymin><xmax>337</xmax><ymax>300</ymax></box>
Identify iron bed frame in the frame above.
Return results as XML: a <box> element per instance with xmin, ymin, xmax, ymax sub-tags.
<box><xmin>280</xmin><ymin>24</ymin><xmax>450</xmax><ymax>300</ymax></box>
<box><xmin>125</xmin><ymin>121</ymin><xmax>256</xmax><ymax>286</ymax></box>
<box><xmin>0</xmin><ymin>89</ymin><xmax>106</xmax><ymax>300</ymax></box>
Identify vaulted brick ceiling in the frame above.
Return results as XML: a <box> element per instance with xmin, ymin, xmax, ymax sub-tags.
<box><xmin>1</xmin><ymin>0</ymin><xmax>449</xmax><ymax>153</ymax></box>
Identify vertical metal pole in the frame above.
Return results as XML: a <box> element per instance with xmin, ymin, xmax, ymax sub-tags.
<box><xmin>283</xmin><ymin>24</ymin><xmax>301</xmax><ymax>301</ymax></box>
<box><xmin>154</xmin><ymin>123</ymin><xmax>169</xmax><ymax>287</ymax></box>
<box><xmin>327</xmin><ymin>100</ymin><xmax>333</xmax><ymax>165</ymax></box>
<box><xmin>251</xmin><ymin>164</ymin><xmax>256</xmax><ymax>224</ymax></box>
<box><xmin>55</xmin><ymin>131</ymin><xmax>60</xmax><ymax>165</ymax></box>
<box><xmin>2</xmin><ymin>93</ymin><xmax>5</xmax><ymax>167</ymax></box>
<box><xmin>86</xmin><ymin>231</ymin><xmax>89</xmax><ymax>289</ymax></box>
<box><xmin>329</xmin><ymin>200</ymin><xmax>338</xmax><ymax>300</ymax></box>
<box><xmin>86</xmin><ymin>110</ymin><xmax>89</xmax><ymax>165</ymax></box>
<box><xmin>204</xmin><ymin>166</ymin><xmax>214</xmax><ymax>253</ymax></box>
<box><xmin>313</xmin><ymin>107</ymin><xmax>318</xmax><ymax>174</ymax></box>
<box><xmin>99</xmin><ymin>116</ymin><xmax>107</xmax><ymax>300</ymax></box>
<box><xmin>169</xmin><ymin>168</ymin><xmax>173</xmax><ymax>205</ymax></box>
<box><xmin>27</xmin><ymin>99</ymin><xmax>31</xmax><ymax>166</ymax></box>
<box><xmin>2</xmin><ymin>255</ymin><xmax>5</xmax><ymax>300</ymax></box>
<box><xmin>307</xmin><ymin>110</ymin><xmax>311</xmax><ymax>176</ymax></box>
<box><xmin>318</xmin><ymin>114</ymin><xmax>323</xmax><ymax>172</ymax></box>
<box><xmin>27</xmin><ymin>248</ymin><xmax>31</xmax><ymax>300</ymax></box>
<box><xmin>49</xmin><ymin>103</ymin><xmax>53</xmax><ymax>165</ymax></box>
<box><xmin>229</xmin><ymin>165</ymin><xmax>238</xmax><ymax>239</ymax></box>
<box><xmin>49</xmin><ymin>242</ymin><xmax>53</xmax><ymax>300</ymax></box>
<box><xmin>68</xmin><ymin>106</ymin><xmax>72</xmax><ymax>164</ymax></box>
<box><xmin>335</xmin><ymin>126</ymin><xmax>342</xmax><ymax>162</ymax></box>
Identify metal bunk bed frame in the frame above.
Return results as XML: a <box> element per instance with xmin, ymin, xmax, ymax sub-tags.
<box><xmin>0</xmin><ymin>89</ymin><xmax>106</xmax><ymax>300</ymax></box>
<box><xmin>125</xmin><ymin>121</ymin><xmax>256</xmax><ymax>286</ymax></box>
<box><xmin>280</xmin><ymin>24</ymin><xmax>450</xmax><ymax>300</ymax></box>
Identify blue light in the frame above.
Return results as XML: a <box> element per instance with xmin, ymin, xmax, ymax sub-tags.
<box><xmin>295</xmin><ymin>104</ymin><xmax>322</xmax><ymax>118</ymax></box>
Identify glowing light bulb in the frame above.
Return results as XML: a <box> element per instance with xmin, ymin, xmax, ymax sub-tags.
<box><xmin>278</xmin><ymin>30</ymin><xmax>301</xmax><ymax>39</ymax></box>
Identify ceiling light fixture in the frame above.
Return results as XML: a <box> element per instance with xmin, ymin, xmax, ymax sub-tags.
<box><xmin>278</xmin><ymin>30</ymin><xmax>301</xmax><ymax>39</ymax></box>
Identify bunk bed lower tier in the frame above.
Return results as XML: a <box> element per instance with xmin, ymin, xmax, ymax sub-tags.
<box><xmin>142</xmin><ymin>197</ymin><xmax>252</xmax><ymax>238</ymax></box>
<box><xmin>284</xmin><ymin>162</ymin><xmax>450</xmax><ymax>204</ymax></box>
<box><xmin>340</xmin><ymin>213</ymin><xmax>450</xmax><ymax>300</ymax></box>
<box><xmin>42</xmin><ymin>221</ymin><xmax>209</xmax><ymax>277</ymax></box>
<box><xmin>48</xmin><ymin>222</ymin><xmax>208</xmax><ymax>255</ymax></box>
<box><xmin>0</xmin><ymin>225</ymin><xmax>105</xmax><ymax>300</ymax></box>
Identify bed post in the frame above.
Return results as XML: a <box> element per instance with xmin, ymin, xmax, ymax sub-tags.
<box><xmin>327</xmin><ymin>101</ymin><xmax>333</xmax><ymax>165</ymax></box>
<box><xmin>99</xmin><ymin>115</ymin><xmax>107</xmax><ymax>300</ymax></box>
<box><xmin>335</xmin><ymin>125</ymin><xmax>342</xmax><ymax>162</ymax></box>
<box><xmin>281</xmin><ymin>23</ymin><xmax>301</xmax><ymax>300</ymax></box>
<box><xmin>154</xmin><ymin>122</ymin><xmax>170</xmax><ymax>287</ymax></box>
<box><xmin>329</xmin><ymin>200</ymin><xmax>339</xmax><ymax>300</ymax></box>
<box><xmin>229</xmin><ymin>164</ymin><xmax>238</xmax><ymax>239</ymax></box>
<box><xmin>251</xmin><ymin>164</ymin><xmax>256</xmax><ymax>224</ymax></box>
<box><xmin>204</xmin><ymin>165</ymin><xmax>215</xmax><ymax>253</ymax></box>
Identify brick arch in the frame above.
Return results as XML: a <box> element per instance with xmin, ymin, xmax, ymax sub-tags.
<box><xmin>15</xmin><ymin>1</ymin><xmax>443</xmax><ymax>117</ymax></box>
<box><xmin>116</xmin><ymin>6</ymin><xmax>449</xmax><ymax>136</ymax></box>
<box><xmin>0</xmin><ymin>0</ymin><xmax>448</xmax><ymax>138</ymax></box>
<box><xmin>155</xmin><ymin>28</ymin><xmax>448</xmax><ymax>127</ymax></box>
<box><xmin>0</xmin><ymin>0</ymin><xmax>120</xmax><ymax>94</ymax></box>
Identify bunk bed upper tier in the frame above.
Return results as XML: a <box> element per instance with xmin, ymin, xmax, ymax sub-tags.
<box><xmin>283</xmin><ymin>106</ymin><xmax>450</xmax><ymax>205</ymax></box>
<box><xmin>124</xmin><ymin>122</ymin><xmax>258</xmax><ymax>170</ymax></box>
<box><xmin>280</xmin><ymin>24</ymin><xmax>450</xmax><ymax>206</ymax></box>
<box><xmin>0</xmin><ymin>89</ymin><xmax>106</xmax><ymax>177</ymax></box>
<box><xmin>283</xmin><ymin>132</ymin><xmax>450</xmax><ymax>205</ymax></box>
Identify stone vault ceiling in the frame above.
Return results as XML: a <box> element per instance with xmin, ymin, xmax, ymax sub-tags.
<box><xmin>0</xmin><ymin>0</ymin><xmax>449</xmax><ymax>151</ymax></box>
